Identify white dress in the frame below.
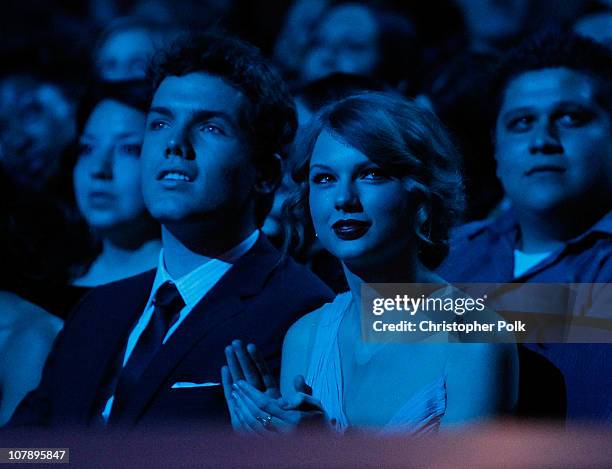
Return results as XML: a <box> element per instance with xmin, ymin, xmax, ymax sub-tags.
<box><xmin>305</xmin><ymin>292</ymin><xmax>447</xmax><ymax>434</ymax></box>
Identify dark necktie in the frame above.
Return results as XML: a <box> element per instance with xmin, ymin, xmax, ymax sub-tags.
<box><xmin>110</xmin><ymin>281</ymin><xmax>185</xmax><ymax>418</ymax></box>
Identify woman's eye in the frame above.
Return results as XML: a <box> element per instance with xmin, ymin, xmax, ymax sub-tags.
<box><xmin>311</xmin><ymin>173</ymin><xmax>335</xmax><ymax>184</ymax></box>
<box><xmin>119</xmin><ymin>143</ymin><xmax>142</xmax><ymax>156</ymax></box>
<box><xmin>77</xmin><ymin>143</ymin><xmax>92</xmax><ymax>156</ymax></box>
<box><xmin>361</xmin><ymin>168</ymin><xmax>387</xmax><ymax>180</ymax></box>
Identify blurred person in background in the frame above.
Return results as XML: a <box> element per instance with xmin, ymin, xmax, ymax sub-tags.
<box><xmin>0</xmin><ymin>74</ymin><xmax>77</xmax><ymax>195</ymax></box>
<box><xmin>573</xmin><ymin>5</ymin><xmax>612</xmax><ymax>49</ymax></box>
<box><xmin>273</xmin><ymin>0</ymin><xmax>330</xmax><ymax>83</ymax></box>
<box><xmin>71</xmin><ymin>81</ymin><xmax>161</xmax><ymax>287</ymax></box>
<box><xmin>422</xmin><ymin>51</ymin><xmax>504</xmax><ymax>221</ymax></box>
<box><xmin>94</xmin><ymin>17</ymin><xmax>178</xmax><ymax>82</ymax></box>
<box><xmin>298</xmin><ymin>2</ymin><xmax>421</xmax><ymax>93</ymax></box>
<box><xmin>453</xmin><ymin>0</ymin><xmax>530</xmax><ymax>52</ymax></box>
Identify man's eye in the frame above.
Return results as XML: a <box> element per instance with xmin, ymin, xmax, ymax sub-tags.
<box><xmin>149</xmin><ymin>120</ymin><xmax>167</xmax><ymax>131</ymax></box>
<box><xmin>201</xmin><ymin>124</ymin><xmax>224</xmax><ymax>135</ymax></box>
<box><xmin>507</xmin><ymin>116</ymin><xmax>533</xmax><ymax>132</ymax></box>
<box><xmin>311</xmin><ymin>173</ymin><xmax>335</xmax><ymax>184</ymax></box>
<box><xmin>557</xmin><ymin>112</ymin><xmax>589</xmax><ymax>127</ymax></box>
<box><xmin>119</xmin><ymin>143</ymin><xmax>142</xmax><ymax>156</ymax></box>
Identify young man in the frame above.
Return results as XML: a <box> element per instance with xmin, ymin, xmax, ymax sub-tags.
<box><xmin>9</xmin><ymin>33</ymin><xmax>332</xmax><ymax>429</ymax></box>
<box><xmin>438</xmin><ymin>33</ymin><xmax>612</xmax><ymax>421</ymax></box>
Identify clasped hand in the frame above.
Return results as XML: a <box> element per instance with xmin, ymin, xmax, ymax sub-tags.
<box><xmin>221</xmin><ymin>340</ymin><xmax>328</xmax><ymax>435</ymax></box>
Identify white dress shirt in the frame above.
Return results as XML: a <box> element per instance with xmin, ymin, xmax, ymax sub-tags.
<box><xmin>102</xmin><ymin>230</ymin><xmax>259</xmax><ymax>422</ymax></box>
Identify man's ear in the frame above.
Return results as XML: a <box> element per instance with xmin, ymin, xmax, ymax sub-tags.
<box><xmin>254</xmin><ymin>153</ymin><xmax>283</xmax><ymax>195</ymax></box>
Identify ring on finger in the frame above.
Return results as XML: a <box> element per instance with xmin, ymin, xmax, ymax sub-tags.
<box><xmin>256</xmin><ymin>414</ymin><xmax>273</xmax><ymax>428</ymax></box>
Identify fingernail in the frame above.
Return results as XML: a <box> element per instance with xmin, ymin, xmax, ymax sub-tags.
<box><xmin>232</xmin><ymin>391</ymin><xmax>238</xmax><ymax>399</ymax></box>
<box><xmin>232</xmin><ymin>383</ymin><xmax>239</xmax><ymax>390</ymax></box>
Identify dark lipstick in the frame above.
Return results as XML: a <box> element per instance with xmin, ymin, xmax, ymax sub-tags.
<box><xmin>332</xmin><ymin>219</ymin><xmax>371</xmax><ymax>240</ymax></box>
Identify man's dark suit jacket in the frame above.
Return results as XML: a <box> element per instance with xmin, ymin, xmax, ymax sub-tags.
<box><xmin>9</xmin><ymin>236</ymin><xmax>333</xmax><ymax>429</ymax></box>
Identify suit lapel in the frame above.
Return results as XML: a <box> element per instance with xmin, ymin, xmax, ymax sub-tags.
<box><xmin>117</xmin><ymin>237</ymin><xmax>281</xmax><ymax>424</ymax></box>
<box><xmin>78</xmin><ymin>270</ymin><xmax>155</xmax><ymax>422</ymax></box>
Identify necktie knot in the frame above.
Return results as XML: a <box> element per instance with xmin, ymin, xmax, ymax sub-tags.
<box><xmin>153</xmin><ymin>281</ymin><xmax>185</xmax><ymax>324</ymax></box>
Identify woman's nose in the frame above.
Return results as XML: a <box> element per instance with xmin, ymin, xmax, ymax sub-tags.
<box><xmin>334</xmin><ymin>180</ymin><xmax>361</xmax><ymax>212</ymax></box>
<box><xmin>90</xmin><ymin>148</ymin><xmax>113</xmax><ymax>180</ymax></box>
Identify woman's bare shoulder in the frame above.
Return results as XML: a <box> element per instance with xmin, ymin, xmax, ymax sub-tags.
<box><xmin>284</xmin><ymin>307</ymin><xmax>325</xmax><ymax>354</ymax></box>
<box><xmin>285</xmin><ymin>292</ymin><xmax>349</xmax><ymax>346</ymax></box>
<box><xmin>0</xmin><ymin>291</ymin><xmax>62</xmax><ymax>335</ymax></box>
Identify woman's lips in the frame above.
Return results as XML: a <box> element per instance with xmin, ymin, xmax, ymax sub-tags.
<box><xmin>332</xmin><ymin>219</ymin><xmax>371</xmax><ymax>240</ymax></box>
<box><xmin>87</xmin><ymin>191</ymin><xmax>115</xmax><ymax>208</ymax></box>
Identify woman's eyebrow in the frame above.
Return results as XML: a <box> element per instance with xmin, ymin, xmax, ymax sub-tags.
<box><xmin>80</xmin><ymin>131</ymin><xmax>142</xmax><ymax>140</ymax></box>
<box><xmin>309</xmin><ymin>163</ymin><xmax>334</xmax><ymax>171</ymax></box>
<box><xmin>115</xmin><ymin>132</ymin><xmax>144</xmax><ymax>139</ymax></box>
<box><xmin>353</xmin><ymin>160</ymin><xmax>378</xmax><ymax>170</ymax></box>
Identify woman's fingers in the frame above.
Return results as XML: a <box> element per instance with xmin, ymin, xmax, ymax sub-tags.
<box><xmin>225</xmin><ymin>344</ymin><xmax>245</xmax><ymax>382</ymax></box>
<box><xmin>247</xmin><ymin>343</ymin><xmax>279</xmax><ymax>392</ymax></box>
<box><xmin>293</xmin><ymin>374</ymin><xmax>313</xmax><ymax>395</ymax></box>
<box><xmin>284</xmin><ymin>392</ymin><xmax>324</xmax><ymax>413</ymax></box>
<box><xmin>235</xmin><ymin>380</ymin><xmax>287</xmax><ymax>419</ymax></box>
<box><xmin>231</xmin><ymin>397</ymin><xmax>259</xmax><ymax>436</ymax></box>
<box><xmin>231</xmin><ymin>388</ymin><xmax>277</xmax><ymax>436</ymax></box>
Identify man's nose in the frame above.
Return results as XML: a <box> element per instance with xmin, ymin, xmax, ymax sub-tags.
<box><xmin>529</xmin><ymin>120</ymin><xmax>563</xmax><ymax>155</ymax></box>
<box><xmin>165</xmin><ymin>128</ymin><xmax>195</xmax><ymax>160</ymax></box>
<box><xmin>334</xmin><ymin>180</ymin><xmax>361</xmax><ymax>212</ymax></box>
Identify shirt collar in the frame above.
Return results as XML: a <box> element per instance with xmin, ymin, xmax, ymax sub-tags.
<box><xmin>570</xmin><ymin>210</ymin><xmax>612</xmax><ymax>242</ymax></box>
<box><xmin>150</xmin><ymin>230</ymin><xmax>260</xmax><ymax>309</ymax></box>
<box><xmin>482</xmin><ymin>208</ymin><xmax>612</xmax><ymax>246</ymax></box>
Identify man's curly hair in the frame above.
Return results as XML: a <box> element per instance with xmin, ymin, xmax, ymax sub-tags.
<box><xmin>489</xmin><ymin>31</ymin><xmax>612</xmax><ymax>125</ymax></box>
<box><xmin>148</xmin><ymin>31</ymin><xmax>298</xmax><ymax>225</ymax></box>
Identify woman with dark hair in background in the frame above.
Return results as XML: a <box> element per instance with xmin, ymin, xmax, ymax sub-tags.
<box><xmin>72</xmin><ymin>81</ymin><xmax>160</xmax><ymax>287</ymax></box>
<box><xmin>223</xmin><ymin>92</ymin><xmax>518</xmax><ymax>434</ymax></box>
